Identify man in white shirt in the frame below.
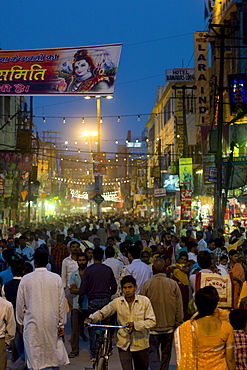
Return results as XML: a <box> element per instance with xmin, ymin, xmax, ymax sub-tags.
<box><xmin>103</xmin><ymin>246</ymin><xmax>124</xmax><ymax>281</ymax></box>
<box><xmin>118</xmin><ymin>227</ymin><xmax>127</xmax><ymax>243</ymax></box>
<box><xmin>0</xmin><ymin>297</ymin><xmax>16</xmax><ymax>370</ymax></box>
<box><xmin>85</xmin><ymin>275</ymin><xmax>156</xmax><ymax>370</ymax></box>
<box><xmin>124</xmin><ymin>245</ymin><xmax>152</xmax><ymax>294</ymax></box>
<box><xmin>16</xmin><ymin>249</ymin><xmax>69</xmax><ymax>370</ymax></box>
<box><xmin>61</xmin><ymin>241</ymin><xmax>80</xmax><ymax>308</ymax></box>
<box><xmin>196</xmin><ymin>231</ymin><xmax>207</xmax><ymax>252</ymax></box>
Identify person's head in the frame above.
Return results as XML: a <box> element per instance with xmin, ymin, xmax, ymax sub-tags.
<box><xmin>67</xmin><ymin>227</ymin><xmax>74</xmax><ymax>236</ymax></box>
<box><xmin>11</xmin><ymin>256</ymin><xmax>25</xmax><ymax>277</ymax></box>
<box><xmin>33</xmin><ymin>249</ymin><xmax>49</xmax><ymax>268</ymax></box>
<box><xmin>162</xmin><ymin>254</ymin><xmax>171</xmax><ymax>266</ymax></box>
<box><xmin>187</xmin><ymin>241</ymin><xmax>198</xmax><ymax>253</ymax></box>
<box><xmin>214</xmin><ymin>237</ymin><xmax>223</xmax><ymax>249</ymax></box>
<box><xmin>220</xmin><ymin>255</ymin><xmax>228</xmax><ymax>265</ymax></box>
<box><xmin>163</xmin><ymin>232</ymin><xmax>171</xmax><ymax>242</ymax></box>
<box><xmin>229</xmin><ymin>249</ymin><xmax>239</xmax><ymax>264</ymax></box>
<box><xmin>196</xmin><ymin>231</ymin><xmax>203</xmax><ymax>241</ymax></box>
<box><xmin>50</xmin><ymin>230</ymin><xmax>56</xmax><ymax>239</ymax></box>
<box><xmin>210</xmin><ymin>252</ymin><xmax>215</xmax><ymax>267</ymax></box>
<box><xmin>128</xmin><ymin>245</ymin><xmax>140</xmax><ymax>262</ymax></box>
<box><xmin>106</xmin><ymin>236</ymin><xmax>115</xmax><ymax>247</ymax></box>
<box><xmin>93</xmin><ymin>247</ymin><xmax>104</xmax><ymax>262</ymax></box>
<box><xmin>85</xmin><ymin>247</ymin><xmax>93</xmax><ymax>261</ymax></box>
<box><xmin>157</xmin><ymin>224</ymin><xmax>163</xmax><ymax>233</ymax></box>
<box><xmin>0</xmin><ymin>238</ymin><xmax>6</xmax><ymax>250</ymax></box>
<box><xmin>197</xmin><ymin>250</ymin><xmax>212</xmax><ymax>269</ymax></box>
<box><xmin>7</xmin><ymin>236</ymin><xmax>15</xmax><ymax>248</ymax></box>
<box><xmin>56</xmin><ymin>234</ymin><xmax>65</xmax><ymax>243</ymax></box>
<box><xmin>70</xmin><ymin>241</ymin><xmax>80</xmax><ymax>255</ymax></box>
<box><xmin>154</xmin><ymin>243</ymin><xmax>165</xmax><ymax>255</ymax></box>
<box><xmin>207</xmin><ymin>239</ymin><xmax>215</xmax><ymax>251</ymax></box>
<box><xmin>105</xmin><ymin>246</ymin><xmax>115</xmax><ymax>259</ymax></box>
<box><xmin>195</xmin><ymin>286</ymin><xmax>219</xmax><ymax>318</ymax></box>
<box><xmin>171</xmin><ymin>235</ymin><xmax>177</xmax><ymax>244</ymax></box>
<box><xmin>180</xmin><ymin>236</ymin><xmax>189</xmax><ymax>248</ymax></box>
<box><xmin>77</xmin><ymin>252</ymin><xmax>88</xmax><ymax>269</ymax></box>
<box><xmin>239</xmin><ymin>227</ymin><xmax>245</xmax><ymax>234</ymax></box>
<box><xmin>121</xmin><ymin>275</ymin><xmax>137</xmax><ymax>298</ymax></box>
<box><xmin>217</xmin><ymin>228</ymin><xmax>224</xmax><ymax>236</ymax></box>
<box><xmin>207</xmin><ymin>225</ymin><xmax>213</xmax><ymax>232</ymax></box>
<box><xmin>144</xmin><ymin>232</ymin><xmax>151</xmax><ymax>242</ymax></box>
<box><xmin>119</xmin><ymin>242</ymin><xmax>129</xmax><ymax>257</ymax></box>
<box><xmin>92</xmin><ymin>228</ymin><xmax>97</xmax><ymax>235</ymax></box>
<box><xmin>177</xmin><ymin>251</ymin><xmax>188</xmax><ymax>265</ymax></box>
<box><xmin>19</xmin><ymin>235</ymin><xmax>27</xmax><ymax>248</ymax></box>
<box><xmin>134</xmin><ymin>240</ymin><xmax>143</xmax><ymax>250</ymax></box>
<box><xmin>140</xmin><ymin>250</ymin><xmax>150</xmax><ymax>265</ymax></box>
<box><xmin>129</xmin><ymin>227</ymin><xmax>134</xmax><ymax>236</ymax></box>
<box><xmin>93</xmin><ymin>238</ymin><xmax>101</xmax><ymax>248</ymax></box>
<box><xmin>152</xmin><ymin>257</ymin><xmax>166</xmax><ymax>274</ymax></box>
<box><xmin>186</xmin><ymin>229</ymin><xmax>192</xmax><ymax>238</ymax></box>
<box><xmin>229</xmin><ymin>308</ymin><xmax>247</xmax><ymax>330</ymax></box>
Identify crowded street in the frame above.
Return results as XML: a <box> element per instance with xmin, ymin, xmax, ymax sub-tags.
<box><xmin>1</xmin><ymin>0</ymin><xmax>247</xmax><ymax>369</ymax></box>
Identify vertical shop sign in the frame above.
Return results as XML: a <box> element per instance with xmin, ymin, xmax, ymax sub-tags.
<box><xmin>194</xmin><ymin>32</ymin><xmax>210</xmax><ymax>143</ymax></box>
<box><xmin>180</xmin><ymin>189</ymin><xmax>193</xmax><ymax>220</ymax></box>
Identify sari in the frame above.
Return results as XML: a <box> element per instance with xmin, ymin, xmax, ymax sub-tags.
<box><xmin>169</xmin><ymin>264</ymin><xmax>189</xmax><ymax>320</ymax></box>
<box><xmin>175</xmin><ymin>313</ymin><xmax>234</xmax><ymax>370</ymax></box>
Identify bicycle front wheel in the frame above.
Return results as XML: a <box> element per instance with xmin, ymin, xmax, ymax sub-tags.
<box><xmin>95</xmin><ymin>356</ymin><xmax>108</xmax><ymax>370</ymax></box>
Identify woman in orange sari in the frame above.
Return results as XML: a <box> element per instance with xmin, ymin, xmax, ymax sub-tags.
<box><xmin>228</xmin><ymin>250</ymin><xmax>245</xmax><ymax>308</ymax></box>
<box><xmin>175</xmin><ymin>286</ymin><xmax>235</xmax><ymax>370</ymax></box>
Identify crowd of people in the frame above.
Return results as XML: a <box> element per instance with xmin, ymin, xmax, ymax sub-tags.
<box><xmin>0</xmin><ymin>216</ymin><xmax>247</xmax><ymax>369</ymax></box>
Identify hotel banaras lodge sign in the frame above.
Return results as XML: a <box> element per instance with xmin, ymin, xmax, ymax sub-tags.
<box><xmin>0</xmin><ymin>44</ymin><xmax>122</xmax><ymax>96</ymax></box>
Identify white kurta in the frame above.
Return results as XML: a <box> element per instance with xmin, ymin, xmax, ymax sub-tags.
<box><xmin>16</xmin><ymin>268</ymin><xmax>69</xmax><ymax>370</ymax></box>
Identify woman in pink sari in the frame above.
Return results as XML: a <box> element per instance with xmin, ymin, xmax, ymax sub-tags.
<box><xmin>228</xmin><ymin>250</ymin><xmax>245</xmax><ymax>308</ymax></box>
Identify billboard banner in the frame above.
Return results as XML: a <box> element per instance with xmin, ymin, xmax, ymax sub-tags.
<box><xmin>0</xmin><ymin>44</ymin><xmax>122</xmax><ymax>96</ymax></box>
<box><xmin>179</xmin><ymin>158</ymin><xmax>193</xmax><ymax>190</ymax></box>
<box><xmin>161</xmin><ymin>173</ymin><xmax>179</xmax><ymax>192</ymax></box>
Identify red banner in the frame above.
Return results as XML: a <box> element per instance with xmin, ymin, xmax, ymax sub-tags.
<box><xmin>180</xmin><ymin>189</ymin><xmax>193</xmax><ymax>220</ymax></box>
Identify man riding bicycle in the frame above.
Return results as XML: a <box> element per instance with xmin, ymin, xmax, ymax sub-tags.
<box><xmin>85</xmin><ymin>275</ymin><xmax>156</xmax><ymax>370</ymax></box>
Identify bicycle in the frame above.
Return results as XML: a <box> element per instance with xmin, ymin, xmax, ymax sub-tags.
<box><xmin>86</xmin><ymin>322</ymin><xmax>129</xmax><ymax>370</ymax></box>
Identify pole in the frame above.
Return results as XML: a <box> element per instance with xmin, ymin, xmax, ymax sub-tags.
<box><xmin>182</xmin><ymin>86</ymin><xmax>189</xmax><ymax>157</ymax></box>
<box><xmin>209</xmin><ymin>23</ymin><xmax>239</xmax><ymax>229</ymax></box>
<box><xmin>215</xmin><ymin>27</ymin><xmax>225</xmax><ymax>230</ymax></box>
<box><xmin>89</xmin><ymin>137</ymin><xmax>93</xmax><ymax>217</ymax></box>
<box><xmin>27</xmin><ymin>96</ymin><xmax>33</xmax><ymax>226</ymax></box>
<box><xmin>96</xmin><ymin>97</ymin><xmax>101</xmax><ymax>219</ymax></box>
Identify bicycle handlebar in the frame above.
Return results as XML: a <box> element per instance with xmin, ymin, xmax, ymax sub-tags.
<box><xmin>86</xmin><ymin>323</ymin><xmax>129</xmax><ymax>329</ymax></box>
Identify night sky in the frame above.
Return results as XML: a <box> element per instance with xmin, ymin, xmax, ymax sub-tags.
<box><xmin>1</xmin><ymin>0</ymin><xmax>206</xmax><ymax>153</ymax></box>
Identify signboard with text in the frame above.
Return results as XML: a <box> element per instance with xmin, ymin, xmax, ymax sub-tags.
<box><xmin>154</xmin><ymin>188</ymin><xmax>166</xmax><ymax>197</ymax></box>
<box><xmin>166</xmin><ymin>68</ymin><xmax>194</xmax><ymax>82</ymax></box>
<box><xmin>0</xmin><ymin>44</ymin><xmax>122</xmax><ymax>96</ymax></box>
